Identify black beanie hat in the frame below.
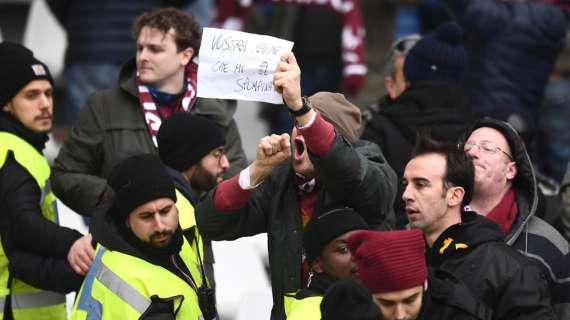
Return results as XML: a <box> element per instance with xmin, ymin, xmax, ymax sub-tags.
<box><xmin>303</xmin><ymin>207</ymin><xmax>368</xmax><ymax>264</ymax></box>
<box><xmin>157</xmin><ymin>113</ymin><xmax>226</xmax><ymax>171</ymax></box>
<box><xmin>0</xmin><ymin>42</ymin><xmax>54</xmax><ymax>107</ymax></box>
<box><xmin>107</xmin><ymin>154</ymin><xmax>176</xmax><ymax>224</ymax></box>
<box><xmin>321</xmin><ymin>279</ymin><xmax>384</xmax><ymax>320</ymax></box>
<box><xmin>403</xmin><ymin>22</ymin><xmax>467</xmax><ymax>84</ymax></box>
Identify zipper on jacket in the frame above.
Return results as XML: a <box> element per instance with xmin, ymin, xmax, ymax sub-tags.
<box><xmin>171</xmin><ymin>255</ymin><xmax>199</xmax><ymax>292</ymax></box>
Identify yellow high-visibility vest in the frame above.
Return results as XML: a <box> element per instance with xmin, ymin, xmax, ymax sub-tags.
<box><xmin>71</xmin><ymin>239</ymin><xmax>203</xmax><ymax>320</ymax></box>
<box><xmin>0</xmin><ymin>131</ymin><xmax>66</xmax><ymax>320</ymax></box>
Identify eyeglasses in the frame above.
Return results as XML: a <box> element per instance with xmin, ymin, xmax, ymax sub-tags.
<box><xmin>458</xmin><ymin>141</ymin><xmax>514</xmax><ymax>161</ymax></box>
<box><xmin>210</xmin><ymin>147</ymin><xmax>226</xmax><ymax>165</ymax></box>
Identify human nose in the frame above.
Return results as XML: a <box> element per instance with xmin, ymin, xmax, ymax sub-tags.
<box><xmin>465</xmin><ymin>143</ymin><xmax>479</xmax><ymax>159</ymax></box>
<box><xmin>153</xmin><ymin>213</ymin><xmax>167</xmax><ymax>230</ymax></box>
<box><xmin>138</xmin><ymin>48</ymin><xmax>149</xmax><ymax>62</ymax></box>
<box><xmin>220</xmin><ymin>154</ymin><xmax>230</xmax><ymax>170</ymax></box>
<box><xmin>402</xmin><ymin>184</ymin><xmax>412</xmax><ymax>202</ymax></box>
<box><xmin>394</xmin><ymin>304</ymin><xmax>406</xmax><ymax>320</ymax></box>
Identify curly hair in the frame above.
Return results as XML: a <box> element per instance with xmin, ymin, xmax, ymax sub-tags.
<box><xmin>133</xmin><ymin>7</ymin><xmax>201</xmax><ymax>58</ymax></box>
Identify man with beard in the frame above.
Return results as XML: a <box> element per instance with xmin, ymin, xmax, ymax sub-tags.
<box><xmin>157</xmin><ymin>112</ymin><xmax>229</xmax><ymax>289</ymax></box>
<box><xmin>71</xmin><ymin>154</ymin><xmax>215</xmax><ymax>319</ymax></box>
<box><xmin>284</xmin><ymin>207</ymin><xmax>368</xmax><ymax>320</ymax></box>
<box><xmin>0</xmin><ymin>42</ymin><xmax>94</xmax><ymax>320</ymax></box>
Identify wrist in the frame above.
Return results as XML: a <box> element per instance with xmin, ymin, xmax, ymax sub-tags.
<box><xmin>289</xmin><ymin>96</ymin><xmax>311</xmax><ymax>117</ymax></box>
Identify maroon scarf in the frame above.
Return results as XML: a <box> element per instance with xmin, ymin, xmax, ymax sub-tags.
<box><xmin>486</xmin><ymin>189</ymin><xmax>518</xmax><ymax>236</ymax></box>
<box><xmin>136</xmin><ymin>62</ymin><xmax>198</xmax><ymax>147</ymax></box>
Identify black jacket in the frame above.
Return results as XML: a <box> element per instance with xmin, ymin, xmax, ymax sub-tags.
<box><xmin>425</xmin><ymin>211</ymin><xmax>556</xmax><ymax>320</ymax></box>
<box><xmin>197</xmin><ymin>136</ymin><xmax>397</xmax><ymax>320</ymax></box>
<box><xmin>362</xmin><ymin>82</ymin><xmax>477</xmax><ymax>228</ymax></box>
<box><xmin>0</xmin><ymin>114</ymin><xmax>83</xmax><ymax>294</ymax></box>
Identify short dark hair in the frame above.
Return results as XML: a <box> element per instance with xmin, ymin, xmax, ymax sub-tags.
<box><xmin>133</xmin><ymin>8</ymin><xmax>201</xmax><ymax>57</ymax></box>
<box><xmin>411</xmin><ymin>133</ymin><xmax>474</xmax><ymax>207</ymax></box>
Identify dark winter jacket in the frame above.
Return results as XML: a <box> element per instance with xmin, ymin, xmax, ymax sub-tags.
<box><xmin>0</xmin><ymin>114</ymin><xmax>83</xmax><ymax>294</ymax></box>
<box><xmin>51</xmin><ymin>59</ymin><xmax>247</xmax><ymax>216</ymax></box>
<box><xmin>196</xmin><ymin>135</ymin><xmax>397</xmax><ymax>320</ymax></box>
<box><xmin>446</xmin><ymin>0</ymin><xmax>567</xmax><ymax>135</ymax></box>
<box><xmin>460</xmin><ymin>117</ymin><xmax>570</xmax><ymax>318</ymax></box>
<box><xmin>361</xmin><ymin>82</ymin><xmax>477</xmax><ymax>228</ymax></box>
<box><xmin>424</xmin><ymin>211</ymin><xmax>556</xmax><ymax>320</ymax></box>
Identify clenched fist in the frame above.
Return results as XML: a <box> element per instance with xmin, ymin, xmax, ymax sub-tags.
<box><xmin>250</xmin><ymin>133</ymin><xmax>291</xmax><ymax>185</ymax></box>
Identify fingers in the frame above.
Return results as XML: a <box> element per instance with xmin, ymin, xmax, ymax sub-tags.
<box><xmin>68</xmin><ymin>234</ymin><xmax>95</xmax><ymax>276</ymax></box>
<box><xmin>258</xmin><ymin>134</ymin><xmax>287</xmax><ymax>157</ymax></box>
<box><xmin>279</xmin><ymin>133</ymin><xmax>291</xmax><ymax>157</ymax></box>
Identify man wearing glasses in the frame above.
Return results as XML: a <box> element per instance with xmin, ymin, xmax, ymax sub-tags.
<box><xmin>157</xmin><ymin>112</ymin><xmax>230</xmax><ymax>296</ymax></box>
<box><xmin>459</xmin><ymin>117</ymin><xmax>570</xmax><ymax>319</ymax></box>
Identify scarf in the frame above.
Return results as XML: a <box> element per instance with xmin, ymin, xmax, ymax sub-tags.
<box><xmin>214</xmin><ymin>0</ymin><xmax>366</xmax><ymax>78</ymax></box>
<box><xmin>136</xmin><ymin>62</ymin><xmax>198</xmax><ymax>147</ymax></box>
<box><xmin>486</xmin><ymin>189</ymin><xmax>518</xmax><ymax>236</ymax></box>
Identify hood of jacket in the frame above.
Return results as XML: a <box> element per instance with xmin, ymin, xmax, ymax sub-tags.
<box><xmin>459</xmin><ymin>117</ymin><xmax>537</xmax><ymax>245</ymax></box>
<box><xmin>382</xmin><ymin>81</ymin><xmax>478</xmax><ymax>145</ymax></box>
<box><xmin>118</xmin><ymin>58</ymin><xmax>238</xmax><ymax>128</ymax></box>
<box><xmin>428</xmin><ymin>211</ymin><xmax>505</xmax><ymax>268</ymax></box>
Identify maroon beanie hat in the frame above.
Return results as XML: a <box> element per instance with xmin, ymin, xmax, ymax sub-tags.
<box><xmin>348</xmin><ymin>229</ymin><xmax>427</xmax><ymax>294</ymax></box>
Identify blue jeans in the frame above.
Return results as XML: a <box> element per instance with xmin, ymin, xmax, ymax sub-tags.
<box><xmin>64</xmin><ymin>64</ymin><xmax>120</xmax><ymax>126</ymax></box>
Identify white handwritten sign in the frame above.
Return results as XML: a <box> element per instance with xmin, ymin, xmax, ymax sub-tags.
<box><xmin>197</xmin><ymin>27</ymin><xmax>294</xmax><ymax>104</ymax></box>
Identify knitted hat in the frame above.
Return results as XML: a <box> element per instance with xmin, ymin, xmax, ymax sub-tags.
<box><xmin>403</xmin><ymin>22</ymin><xmax>467</xmax><ymax>84</ymax></box>
<box><xmin>303</xmin><ymin>207</ymin><xmax>368</xmax><ymax>264</ymax></box>
<box><xmin>0</xmin><ymin>42</ymin><xmax>54</xmax><ymax>107</ymax></box>
<box><xmin>308</xmin><ymin>92</ymin><xmax>361</xmax><ymax>145</ymax></box>
<box><xmin>157</xmin><ymin>113</ymin><xmax>225</xmax><ymax>171</ymax></box>
<box><xmin>107</xmin><ymin>154</ymin><xmax>176</xmax><ymax>223</ymax></box>
<box><xmin>321</xmin><ymin>279</ymin><xmax>383</xmax><ymax>320</ymax></box>
<box><xmin>348</xmin><ymin>229</ymin><xmax>427</xmax><ymax>294</ymax></box>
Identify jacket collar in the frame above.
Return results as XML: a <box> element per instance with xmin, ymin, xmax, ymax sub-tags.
<box><xmin>0</xmin><ymin>113</ymin><xmax>48</xmax><ymax>152</ymax></box>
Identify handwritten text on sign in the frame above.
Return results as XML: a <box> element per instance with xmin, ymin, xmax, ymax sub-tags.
<box><xmin>197</xmin><ymin>28</ymin><xmax>294</xmax><ymax>104</ymax></box>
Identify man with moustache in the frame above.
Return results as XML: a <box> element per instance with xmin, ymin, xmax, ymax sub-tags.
<box><xmin>157</xmin><ymin>112</ymin><xmax>230</xmax><ymax>289</ymax></box>
<box><xmin>71</xmin><ymin>154</ymin><xmax>212</xmax><ymax>319</ymax></box>
<box><xmin>402</xmin><ymin>135</ymin><xmax>555</xmax><ymax>319</ymax></box>
<box><xmin>0</xmin><ymin>42</ymin><xmax>94</xmax><ymax>319</ymax></box>
<box><xmin>196</xmin><ymin>51</ymin><xmax>397</xmax><ymax>319</ymax></box>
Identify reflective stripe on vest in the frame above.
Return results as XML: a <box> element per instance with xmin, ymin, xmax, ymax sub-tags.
<box><xmin>0</xmin><ymin>132</ymin><xmax>66</xmax><ymax>320</ymax></box>
<box><xmin>94</xmin><ymin>256</ymin><xmax>150</xmax><ymax>314</ymax></box>
<box><xmin>0</xmin><ymin>296</ymin><xmax>5</xmax><ymax>311</ymax></box>
<box><xmin>11</xmin><ymin>291</ymin><xmax>66</xmax><ymax>309</ymax></box>
<box><xmin>72</xmin><ymin>242</ymin><xmax>203</xmax><ymax>320</ymax></box>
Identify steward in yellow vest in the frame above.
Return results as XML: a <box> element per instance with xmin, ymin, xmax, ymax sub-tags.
<box><xmin>285</xmin><ymin>208</ymin><xmax>368</xmax><ymax>320</ymax></box>
<box><xmin>157</xmin><ymin>112</ymin><xmax>231</xmax><ymax>290</ymax></box>
<box><xmin>0</xmin><ymin>43</ymin><xmax>94</xmax><ymax>320</ymax></box>
<box><xmin>72</xmin><ymin>154</ymin><xmax>217</xmax><ymax>320</ymax></box>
